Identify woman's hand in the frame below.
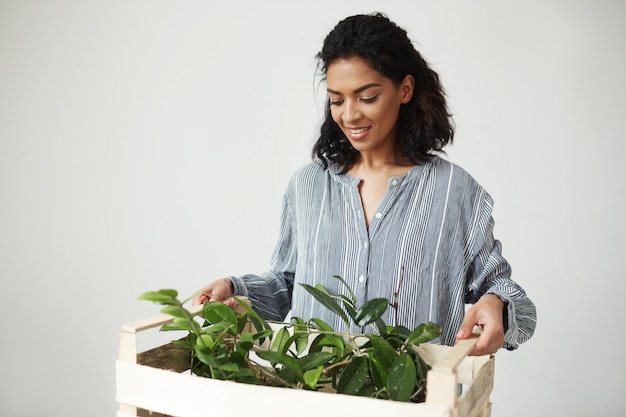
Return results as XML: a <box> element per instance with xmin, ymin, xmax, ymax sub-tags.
<box><xmin>456</xmin><ymin>294</ymin><xmax>506</xmax><ymax>356</ymax></box>
<box><xmin>192</xmin><ymin>278</ymin><xmax>238</xmax><ymax>309</ymax></box>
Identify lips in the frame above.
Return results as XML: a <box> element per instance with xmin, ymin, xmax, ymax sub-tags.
<box><xmin>345</xmin><ymin>126</ymin><xmax>370</xmax><ymax>140</ymax></box>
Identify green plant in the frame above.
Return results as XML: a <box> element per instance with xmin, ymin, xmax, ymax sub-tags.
<box><xmin>138</xmin><ymin>276</ymin><xmax>442</xmax><ymax>402</ymax></box>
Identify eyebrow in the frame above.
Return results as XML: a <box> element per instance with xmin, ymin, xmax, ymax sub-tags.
<box><xmin>327</xmin><ymin>83</ymin><xmax>382</xmax><ymax>95</ymax></box>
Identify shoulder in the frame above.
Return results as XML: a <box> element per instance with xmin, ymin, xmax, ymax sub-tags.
<box><xmin>422</xmin><ymin>156</ymin><xmax>493</xmax><ymax>205</ymax></box>
<box><xmin>288</xmin><ymin>160</ymin><xmax>327</xmax><ymax>186</ymax></box>
<box><xmin>284</xmin><ymin>160</ymin><xmax>333</xmax><ymax>196</ymax></box>
<box><xmin>423</xmin><ymin>156</ymin><xmax>471</xmax><ymax>179</ymax></box>
<box><xmin>292</xmin><ymin>160</ymin><xmax>326</xmax><ymax>177</ymax></box>
<box><xmin>424</xmin><ymin>156</ymin><xmax>482</xmax><ymax>188</ymax></box>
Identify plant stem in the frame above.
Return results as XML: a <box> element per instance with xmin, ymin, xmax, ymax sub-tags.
<box><xmin>322</xmin><ymin>359</ymin><xmax>352</xmax><ymax>374</ymax></box>
<box><xmin>393</xmin><ymin>266</ymin><xmax>406</xmax><ymax>340</ymax></box>
<box><xmin>248</xmin><ymin>359</ymin><xmax>300</xmax><ymax>389</ymax></box>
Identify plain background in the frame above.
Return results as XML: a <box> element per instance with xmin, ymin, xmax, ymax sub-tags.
<box><xmin>1</xmin><ymin>1</ymin><xmax>625</xmax><ymax>416</ymax></box>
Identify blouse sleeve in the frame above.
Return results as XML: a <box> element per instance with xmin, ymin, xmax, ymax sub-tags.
<box><xmin>230</xmin><ymin>190</ymin><xmax>297</xmax><ymax>322</ymax></box>
<box><xmin>464</xmin><ymin>190</ymin><xmax>537</xmax><ymax>350</ymax></box>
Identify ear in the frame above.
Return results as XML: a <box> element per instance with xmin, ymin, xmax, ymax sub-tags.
<box><xmin>399</xmin><ymin>74</ymin><xmax>414</xmax><ymax>104</ymax></box>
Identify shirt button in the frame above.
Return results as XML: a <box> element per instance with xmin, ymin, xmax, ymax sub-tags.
<box><xmin>358</xmin><ymin>275</ymin><xmax>365</xmax><ymax>283</ymax></box>
<box><xmin>375</xmin><ymin>213</ymin><xmax>382</xmax><ymax>219</ymax></box>
<box><xmin>391</xmin><ymin>179</ymin><xmax>398</xmax><ymax>186</ymax></box>
<box><xmin>363</xmin><ymin>241</ymin><xmax>368</xmax><ymax>248</ymax></box>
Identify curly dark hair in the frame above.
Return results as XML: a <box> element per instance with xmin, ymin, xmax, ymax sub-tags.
<box><xmin>312</xmin><ymin>13</ymin><xmax>454</xmax><ymax>170</ymax></box>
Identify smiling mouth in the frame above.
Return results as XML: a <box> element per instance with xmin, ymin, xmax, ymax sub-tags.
<box><xmin>345</xmin><ymin>126</ymin><xmax>371</xmax><ymax>140</ymax></box>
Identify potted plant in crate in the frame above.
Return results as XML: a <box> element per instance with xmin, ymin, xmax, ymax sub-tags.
<box><xmin>139</xmin><ymin>275</ymin><xmax>442</xmax><ymax>403</ymax></box>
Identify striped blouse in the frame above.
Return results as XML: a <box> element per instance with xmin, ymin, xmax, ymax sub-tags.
<box><xmin>230</xmin><ymin>156</ymin><xmax>536</xmax><ymax>350</ymax></box>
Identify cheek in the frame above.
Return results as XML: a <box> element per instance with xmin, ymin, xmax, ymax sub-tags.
<box><xmin>376</xmin><ymin>103</ymin><xmax>399</xmax><ymax>128</ymax></box>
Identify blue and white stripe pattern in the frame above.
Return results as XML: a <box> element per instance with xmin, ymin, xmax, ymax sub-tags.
<box><xmin>231</xmin><ymin>156</ymin><xmax>536</xmax><ymax>350</ymax></box>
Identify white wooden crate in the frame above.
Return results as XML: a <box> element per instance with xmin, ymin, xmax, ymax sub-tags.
<box><xmin>116</xmin><ymin>305</ymin><xmax>494</xmax><ymax>417</ymax></box>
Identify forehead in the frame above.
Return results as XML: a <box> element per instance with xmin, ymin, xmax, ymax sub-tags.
<box><xmin>326</xmin><ymin>56</ymin><xmax>389</xmax><ymax>92</ymax></box>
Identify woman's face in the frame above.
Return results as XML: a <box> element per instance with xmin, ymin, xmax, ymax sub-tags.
<box><xmin>326</xmin><ymin>56</ymin><xmax>413</xmax><ymax>158</ymax></box>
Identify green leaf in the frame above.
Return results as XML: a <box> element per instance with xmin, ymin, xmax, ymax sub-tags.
<box><xmin>236</xmin><ymin>314</ymin><xmax>249</xmax><ymax>334</ymax></box>
<box><xmin>239</xmin><ymin>332</ymin><xmax>254</xmax><ymax>351</ymax></box>
<box><xmin>171</xmin><ymin>337</ymin><xmax>193</xmax><ymax>349</ymax></box>
<box><xmin>413</xmin><ymin>351</ymin><xmax>430</xmax><ymax>383</ymax></box>
<box><xmin>291</xmin><ymin>317</ymin><xmax>309</xmax><ymax>355</ymax></box>
<box><xmin>368</xmin><ymin>354</ymin><xmax>388</xmax><ymax>389</ymax></box>
<box><xmin>197</xmin><ymin>334</ymin><xmax>215</xmax><ymax>350</ymax></box>
<box><xmin>366</xmin><ymin>335</ymin><xmax>397</xmax><ymax>370</ymax></box>
<box><xmin>298</xmin><ymin>351</ymin><xmax>336</xmax><ymax>371</ymax></box>
<box><xmin>160</xmin><ymin>305</ymin><xmax>187</xmax><ymax>318</ymax></box>
<box><xmin>173</xmin><ymin>317</ymin><xmax>201</xmax><ymax>334</ymax></box>
<box><xmin>303</xmin><ymin>366</ymin><xmax>324</xmax><ymax>390</ymax></box>
<box><xmin>332</xmin><ymin>275</ymin><xmax>356</xmax><ymax>303</ymax></box>
<box><xmin>203</xmin><ymin>322</ymin><xmax>234</xmax><ymax>336</ymax></box>
<box><xmin>291</xmin><ymin>316</ymin><xmax>307</xmax><ymax>333</ymax></box>
<box><xmin>337</xmin><ymin>356</ymin><xmax>369</xmax><ymax>395</ymax></box>
<box><xmin>160</xmin><ymin>322</ymin><xmax>187</xmax><ymax>332</ymax></box>
<box><xmin>252</xmin><ymin>329</ymin><xmax>275</xmax><ymax>340</ymax></box>
<box><xmin>233</xmin><ymin>297</ymin><xmax>271</xmax><ymax>333</ymax></box>
<box><xmin>255</xmin><ymin>350</ymin><xmax>303</xmax><ymax>380</ymax></box>
<box><xmin>230</xmin><ymin>350</ymin><xmax>247</xmax><ymax>367</ymax></box>
<box><xmin>374</xmin><ymin>318</ymin><xmax>387</xmax><ymax>335</ymax></box>
<box><xmin>300</xmin><ymin>283</ymin><xmax>349</xmax><ymax>326</ymax></box>
<box><xmin>217</xmin><ymin>362</ymin><xmax>239</xmax><ymax>374</ymax></box>
<box><xmin>354</xmin><ymin>298</ymin><xmax>389</xmax><ymax>327</ymax></box>
<box><xmin>338</xmin><ymin>295</ymin><xmax>358</xmax><ymax>321</ymax></box>
<box><xmin>356</xmin><ymin>384</ymin><xmax>378</xmax><ymax>397</ymax></box>
<box><xmin>393</xmin><ymin>326</ymin><xmax>413</xmax><ymax>344</ymax></box>
<box><xmin>202</xmin><ymin>302</ymin><xmax>238</xmax><ymax>327</ymax></box>
<box><xmin>138</xmin><ymin>289</ymin><xmax>178</xmax><ymax>305</ymax></box>
<box><xmin>384</xmin><ymin>326</ymin><xmax>412</xmax><ymax>349</ymax></box>
<box><xmin>309</xmin><ymin>333</ymin><xmax>345</xmax><ymax>357</ymax></box>
<box><xmin>194</xmin><ymin>343</ymin><xmax>221</xmax><ymax>367</ymax></box>
<box><xmin>271</xmin><ymin>327</ymin><xmax>292</xmax><ymax>353</ymax></box>
<box><xmin>232</xmin><ymin>368</ymin><xmax>260</xmax><ymax>384</ymax></box>
<box><xmin>406</xmin><ymin>322</ymin><xmax>443</xmax><ymax>345</ymax></box>
<box><xmin>308</xmin><ymin>318</ymin><xmax>333</xmax><ymax>332</ymax></box>
<box><xmin>387</xmin><ymin>353</ymin><xmax>417</xmax><ymax>402</ymax></box>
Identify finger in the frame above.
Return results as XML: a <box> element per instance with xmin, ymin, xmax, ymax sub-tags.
<box><xmin>456</xmin><ymin>311</ymin><xmax>478</xmax><ymax>341</ymax></box>
<box><xmin>223</xmin><ymin>298</ymin><xmax>238</xmax><ymax>309</ymax></box>
<box><xmin>209</xmin><ymin>291</ymin><xmax>225</xmax><ymax>302</ymax></box>
<box><xmin>471</xmin><ymin>324</ymin><xmax>503</xmax><ymax>356</ymax></box>
<box><xmin>471</xmin><ymin>332</ymin><xmax>491</xmax><ymax>356</ymax></box>
<box><xmin>192</xmin><ymin>288</ymin><xmax>210</xmax><ymax>306</ymax></box>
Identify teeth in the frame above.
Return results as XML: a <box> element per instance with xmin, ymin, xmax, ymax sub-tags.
<box><xmin>349</xmin><ymin>128</ymin><xmax>367</xmax><ymax>134</ymax></box>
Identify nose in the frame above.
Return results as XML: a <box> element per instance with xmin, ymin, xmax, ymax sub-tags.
<box><xmin>342</xmin><ymin>100</ymin><xmax>362</xmax><ymax>124</ymax></box>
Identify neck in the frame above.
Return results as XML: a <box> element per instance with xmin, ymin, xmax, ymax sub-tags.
<box><xmin>353</xmin><ymin>151</ymin><xmax>412</xmax><ymax>171</ymax></box>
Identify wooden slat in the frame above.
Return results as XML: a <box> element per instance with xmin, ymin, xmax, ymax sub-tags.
<box><xmin>425</xmin><ymin>369</ymin><xmax>459</xmax><ymax>409</ymax></box>
<box><xmin>117</xmin><ymin>404</ymin><xmax>136</xmax><ymax>417</ymax></box>
<box><xmin>118</xmin><ymin>405</ymin><xmax>171</xmax><ymax>416</ymax></box>
<box><xmin>415</xmin><ymin>344</ymin><xmax>486</xmax><ymax>385</ymax></box>
<box><xmin>119</xmin><ymin>329</ymin><xmax>138</xmax><ymax>364</ymax></box>
<box><xmin>455</xmin><ymin>357</ymin><xmax>495</xmax><ymax>417</ymax></box>
<box><xmin>482</xmin><ymin>402</ymin><xmax>492</xmax><ymax>417</ymax></box>
<box><xmin>424</xmin><ymin>329</ymin><xmax>492</xmax><ymax>412</ymax></box>
<box><xmin>116</xmin><ymin>361</ymin><xmax>450</xmax><ymax>417</ymax></box>
<box><xmin>430</xmin><ymin>333</ymin><xmax>480</xmax><ymax>373</ymax></box>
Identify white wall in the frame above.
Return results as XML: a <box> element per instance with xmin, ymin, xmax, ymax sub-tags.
<box><xmin>1</xmin><ymin>1</ymin><xmax>624</xmax><ymax>416</ymax></box>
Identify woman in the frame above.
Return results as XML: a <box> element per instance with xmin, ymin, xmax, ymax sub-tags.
<box><xmin>193</xmin><ymin>13</ymin><xmax>536</xmax><ymax>356</ymax></box>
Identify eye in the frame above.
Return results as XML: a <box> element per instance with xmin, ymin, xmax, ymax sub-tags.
<box><xmin>329</xmin><ymin>98</ymin><xmax>344</xmax><ymax>106</ymax></box>
<box><xmin>358</xmin><ymin>96</ymin><xmax>378</xmax><ymax>103</ymax></box>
